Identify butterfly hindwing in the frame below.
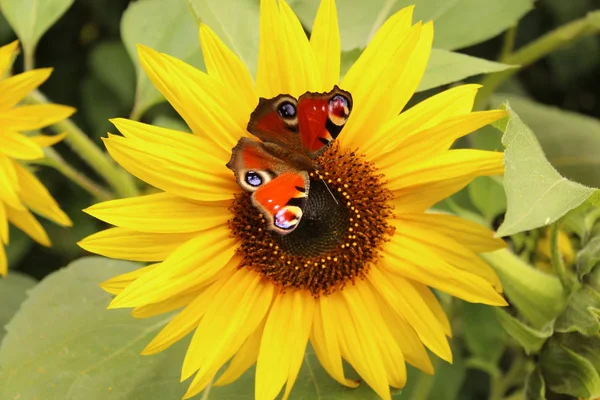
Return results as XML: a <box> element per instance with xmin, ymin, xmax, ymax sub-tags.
<box><xmin>227</xmin><ymin>137</ymin><xmax>309</xmax><ymax>234</ymax></box>
<box><xmin>247</xmin><ymin>85</ymin><xmax>353</xmax><ymax>158</ymax></box>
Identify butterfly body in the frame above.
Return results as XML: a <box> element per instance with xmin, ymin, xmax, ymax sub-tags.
<box><xmin>227</xmin><ymin>85</ymin><xmax>353</xmax><ymax>235</ymax></box>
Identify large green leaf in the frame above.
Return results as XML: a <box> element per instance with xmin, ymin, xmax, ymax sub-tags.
<box><xmin>0</xmin><ymin>272</ymin><xmax>36</xmax><ymax>344</ymax></box>
<box><xmin>186</xmin><ymin>0</ymin><xmax>260</xmax><ymax>77</ymax></box>
<box><xmin>0</xmin><ymin>256</ymin><xmax>193</xmax><ymax>399</ymax></box>
<box><xmin>418</xmin><ymin>49</ymin><xmax>514</xmax><ymax>92</ymax></box>
<box><xmin>0</xmin><ymin>0</ymin><xmax>74</xmax><ymax>62</ymax></box>
<box><xmin>493</xmin><ymin>94</ymin><xmax>600</xmax><ymax>188</ymax></box>
<box><xmin>291</xmin><ymin>0</ymin><xmax>532</xmax><ymax>51</ymax></box>
<box><xmin>89</xmin><ymin>41</ymin><xmax>136</xmax><ymax>109</ymax></box>
<box><xmin>496</xmin><ymin>103</ymin><xmax>597</xmax><ymax>237</ymax></box>
<box><xmin>121</xmin><ymin>0</ymin><xmax>205</xmax><ymax>118</ymax></box>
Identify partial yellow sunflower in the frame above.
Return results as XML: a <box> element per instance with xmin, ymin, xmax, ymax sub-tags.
<box><xmin>79</xmin><ymin>1</ymin><xmax>508</xmax><ymax>399</ymax></box>
<box><xmin>0</xmin><ymin>41</ymin><xmax>74</xmax><ymax>275</ymax></box>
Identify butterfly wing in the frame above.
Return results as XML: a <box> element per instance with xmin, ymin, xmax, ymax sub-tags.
<box><xmin>227</xmin><ymin>138</ymin><xmax>309</xmax><ymax>234</ymax></box>
<box><xmin>297</xmin><ymin>86</ymin><xmax>353</xmax><ymax>155</ymax></box>
<box><xmin>247</xmin><ymin>85</ymin><xmax>353</xmax><ymax>158</ymax></box>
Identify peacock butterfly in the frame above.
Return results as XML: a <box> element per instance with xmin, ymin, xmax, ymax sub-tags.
<box><xmin>226</xmin><ymin>85</ymin><xmax>353</xmax><ymax>235</ymax></box>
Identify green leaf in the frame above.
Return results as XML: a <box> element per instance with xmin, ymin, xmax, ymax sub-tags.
<box><xmin>417</xmin><ymin>50</ymin><xmax>514</xmax><ymax>92</ymax></box>
<box><xmin>461</xmin><ymin>302</ymin><xmax>505</xmax><ymax>366</ymax></box>
<box><xmin>292</xmin><ymin>0</ymin><xmax>532</xmax><ymax>51</ymax></box>
<box><xmin>186</xmin><ymin>0</ymin><xmax>259</xmax><ymax>76</ymax></box>
<box><xmin>496</xmin><ymin>103</ymin><xmax>597</xmax><ymax>237</ymax></box>
<box><xmin>0</xmin><ymin>272</ymin><xmax>36</xmax><ymax>344</ymax></box>
<box><xmin>492</xmin><ymin>94</ymin><xmax>600</xmax><ymax>188</ymax></box>
<box><xmin>495</xmin><ymin>309</ymin><xmax>552</xmax><ymax>354</ymax></box>
<box><xmin>541</xmin><ymin>338</ymin><xmax>600</xmax><ymax>398</ymax></box>
<box><xmin>89</xmin><ymin>41</ymin><xmax>136</xmax><ymax>109</ymax></box>
<box><xmin>578</xmin><ymin>237</ymin><xmax>600</xmax><ymax>279</ymax></box>
<box><xmin>525</xmin><ymin>368</ymin><xmax>546</xmax><ymax>400</ymax></box>
<box><xmin>468</xmin><ymin>176</ymin><xmax>506</xmax><ymax>223</ymax></box>
<box><xmin>0</xmin><ymin>0</ymin><xmax>74</xmax><ymax>60</ymax></box>
<box><xmin>555</xmin><ymin>286</ymin><xmax>600</xmax><ymax>336</ymax></box>
<box><xmin>557</xmin><ymin>332</ymin><xmax>600</xmax><ymax>373</ymax></box>
<box><xmin>121</xmin><ymin>0</ymin><xmax>205</xmax><ymax>119</ymax></box>
<box><xmin>0</xmin><ymin>256</ymin><xmax>194</xmax><ymax>399</ymax></box>
<box><xmin>483</xmin><ymin>249</ymin><xmax>566</xmax><ymax>329</ymax></box>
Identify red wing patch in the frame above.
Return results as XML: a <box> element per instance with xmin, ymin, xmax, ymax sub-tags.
<box><xmin>252</xmin><ymin>173</ymin><xmax>308</xmax><ymax>234</ymax></box>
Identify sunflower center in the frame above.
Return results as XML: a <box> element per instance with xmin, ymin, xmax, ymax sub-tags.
<box><xmin>229</xmin><ymin>144</ymin><xmax>394</xmax><ymax>295</ymax></box>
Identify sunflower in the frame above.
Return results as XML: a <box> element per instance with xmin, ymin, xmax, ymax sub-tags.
<box><xmin>0</xmin><ymin>41</ymin><xmax>74</xmax><ymax>276</ymax></box>
<box><xmin>79</xmin><ymin>1</ymin><xmax>508</xmax><ymax>399</ymax></box>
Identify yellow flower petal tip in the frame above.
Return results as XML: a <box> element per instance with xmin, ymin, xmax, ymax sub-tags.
<box><xmin>79</xmin><ymin>1</ymin><xmax>509</xmax><ymax>397</ymax></box>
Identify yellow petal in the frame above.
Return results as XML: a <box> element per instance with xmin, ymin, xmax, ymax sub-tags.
<box><xmin>137</xmin><ymin>45</ymin><xmax>247</xmax><ymax>157</ymax></box>
<box><xmin>84</xmin><ymin>192</ymin><xmax>229</xmax><ymax>233</ymax></box>
<box><xmin>310</xmin><ymin>295</ymin><xmax>359</xmax><ymax>388</ymax></box>
<box><xmin>100</xmin><ymin>265</ymin><xmax>155</xmax><ymax>295</ymax></box>
<box><xmin>0</xmin><ymin>244</ymin><xmax>6</xmax><ymax>276</ymax></box>
<box><xmin>400</xmin><ymin>212</ymin><xmax>506</xmax><ymax>253</ymax></box>
<box><xmin>375</xmin><ymin>294</ymin><xmax>434</xmax><ymax>374</ymax></box>
<box><xmin>0</xmin><ymin>68</ymin><xmax>52</xmax><ymax>111</ymax></box>
<box><xmin>0</xmin><ymin>132</ymin><xmax>44</xmax><ymax>160</ymax></box>
<box><xmin>368</xmin><ymin>84</ymin><xmax>482</xmax><ymax>159</ymax></box>
<box><xmin>256</xmin><ymin>0</ymin><xmax>320</xmax><ymax>98</ymax></box>
<box><xmin>142</xmin><ymin>275</ymin><xmax>231</xmax><ymax>354</ymax></box>
<box><xmin>385</xmin><ymin>149</ymin><xmax>504</xmax><ymax>192</ymax></box>
<box><xmin>391</xmin><ymin>176</ymin><xmax>472</xmax><ymax>214</ymax></box>
<box><xmin>340</xmin><ymin>6</ymin><xmax>415</xmax><ymax>149</ymax></box>
<box><xmin>333</xmin><ymin>283</ymin><xmax>402</xmax><ymax>398</ymax></box>
<box><xmin>0</xmin><ymin>41</ymin><xmax>19</xmax><ymax>77</ymax></box>
<box><xmin>368</xmin><ymin>267</ymin><xmax>452</xmax><ymax>362</ymax></box>
<box><xmin>0</xmin><ymin>155</ymin><xmax>23</xmax><ymax>210</ymax></box>
<box><xmin>29</xmin><ymin>132</ymin><xmax>68</xmax><ymax>147</ymax></box>
<box><xmin>132</xmin><ymin>290</ymin><xmax>204</xmax><ymax>319</ymax></box>
<box><xmin>215</xmin><ymin>318</ymin><xmax>266</xmax><ymax>386</ymax></box>
<box><xmin>13</xmin><ymin>162</ymin><xmax>71</xmax><ymax>226</ymax></box>
<box><xmin>381</xmin><ymin>230</ymin><xmax>506</xmax><ymax>306</ymax></box>
<box><xmin>0</xmin><ymin>104</ymin><xmax>75</xmax><ymax>130</ymax></box>
<box><xmin>108</xmin><ymin>227</ymin><xmax>236</xmax><ymax>308</ymax></box>
<box><xmin>396</xmin><ymin>217</ymin><xmax>503</xmax><ymax>290</ymax></box>
<box><xmin>6</xmin><ymin>205</ymin><xmax>50</xmax><ymax>246</ymax></box>
<box><xmin>199</xmin><ymin>24</ymin><xmax>257</xmax><ymax>113</ymax></box>
<box><xmin>376</xmin><ymin>110</ymin><xmax>507</xmax><ymax>170</ymax></box>
<box><xmin>410</xmin><ymin>280</ymin><xmax>452</xmax><ymax>337</ymax></box>
<box><xmin>255</xmin><ymin>290</ymin><xmax>315</xmax><ymax>400</ymax></box>
<box><xmin>103</xmin><ymin>133</ymin><xmax>237</xmax><ymax>202</ymax></box>
<box><xmin>182</xmin><ymin>271</ymin><xmax>274</xmax><ymax>398</ymax></box>
<box><xmin>78</xmin><ymin>227</ymin><xmax>197</xmax><ymax>262</ymax></box>
<box><xmin>310</xmin><ymin>0</ymin><xmax>340</xmax><ymax>90</ymax></box>
<box><xmin>0</xmin><ymin>201</ymin><xmax>8</xmax><ymax>244</ymax></box>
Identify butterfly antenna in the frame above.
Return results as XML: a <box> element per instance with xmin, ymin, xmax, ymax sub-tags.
<box><xmin>316</xmin><ymin>171</ymin><xmax>339</xmax><ymax>205</ymax></box>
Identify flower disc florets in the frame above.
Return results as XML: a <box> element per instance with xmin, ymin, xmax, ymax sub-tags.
<box><xmin>229</xmin><ymin>143</ymin><xmax>394</xmax><ymax>295</ymax></box>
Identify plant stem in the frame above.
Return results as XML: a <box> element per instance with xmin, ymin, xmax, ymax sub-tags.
<box><xmin>475</xmin><ymin>11</ymin><xmax>600</xmax><ymax>109</ymax></box>
<box><xmin>488</xmin><ymin>351</ymin><xmax>528</xmax><ymax>400</ymax></box>
<box><xmin>38</xmin><ymin>148</ymin><xmax>113</xmax><ymax>201</ymax></box>
<box><xmin>24</xmin><ymin>47</ymin><xmax>34</xmax><ymax>71</ymax></box>
<box><xmin>26</xmin><ymin>90</ymin><xmax>139</xmax><ymax>199</ymax></box>
<box><xmin>499</xmin><ymin>24</ymin><xmax>518</xmax><ymax>61</ymax></box>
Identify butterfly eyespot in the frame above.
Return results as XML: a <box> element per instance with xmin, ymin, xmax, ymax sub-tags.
<box><xmin>277</xmin><ymin>102</ymin><xmax>297</xmax><ymax>119</ymax></box>
<box><xmin>328</xmin><ymin>94</ymin><xmax>351</xmax><ymax>126</ymax></box>
<box><xmin>242</xmin><ymin>170</ymin><xmax>272</xmax><ymax>191</ymax></box>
